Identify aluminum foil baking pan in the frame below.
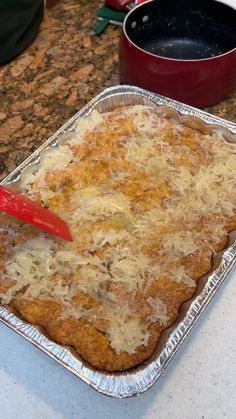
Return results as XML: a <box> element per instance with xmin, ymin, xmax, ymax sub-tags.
<box><xmin>1</xmin><ymin>85</ymin><xmax>236</xmax><ymax>398</ymax></box>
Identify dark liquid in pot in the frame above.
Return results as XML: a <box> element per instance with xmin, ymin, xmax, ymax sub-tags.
<box><xmin>139</xmin><ymin>37</ymin><xmax>224</xmax><ymax>59</ymax></box>
<box><xmin>126</xmin><ymin>0</ymin><xmax>236</xmax><ymax>61</ymax></box>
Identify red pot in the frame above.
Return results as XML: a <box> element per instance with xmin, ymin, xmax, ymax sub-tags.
<box><xmin>119</xmin><ymin>0</ymin><xmax>236</xmax><ymax>108</ymax></box>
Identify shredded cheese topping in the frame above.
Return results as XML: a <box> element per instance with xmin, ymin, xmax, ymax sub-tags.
<box><xmin>0</xmin><ymin>105</ymin><xmax>236</xmax><ymax>356</ymax></box>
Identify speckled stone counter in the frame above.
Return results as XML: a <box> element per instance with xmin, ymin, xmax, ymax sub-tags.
<box><xmin>0</xmin><ymin>0</ymin><xmax>119</xmax><ymax>180</ymax></box>
<box><xmin>0</xmin><ymin>0</ymin><xmax>235</xmax><ymax>182</ymax></box>
<box><xmin>1</xmin><ymin>2</ymin><xmax>236</xmax><ymax>417</ymax></box>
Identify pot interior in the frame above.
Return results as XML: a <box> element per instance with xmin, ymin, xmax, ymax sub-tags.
<box><xmin>125</xmin><ymin>0</ymin><xmax>236</xmax><ymax>60</ymax></box>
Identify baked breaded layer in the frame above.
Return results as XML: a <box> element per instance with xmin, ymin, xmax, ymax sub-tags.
<box><xmin>0</xmin><ymin>106</ymin><xmax>236</xmax><ymax>371</ymax></box>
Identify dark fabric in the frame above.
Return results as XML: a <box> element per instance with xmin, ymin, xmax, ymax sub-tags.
<box><xmin>0</xmin><ymin>0</ymin><xmax>44</xmax><ymax>65</ymax></box>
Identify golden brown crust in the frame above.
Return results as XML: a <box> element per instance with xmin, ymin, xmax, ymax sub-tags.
<box><xmin>11</xmin><ymin>298</ymin><xmax>161</xmax><ymax>371</ymax></box>
<box><xmin>1</xmin><ymin>106</ymin><xmax>236</xmax><ymax>371</ymax></box>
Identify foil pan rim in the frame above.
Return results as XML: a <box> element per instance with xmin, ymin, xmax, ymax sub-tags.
<box><xmin>1</xmin><ymin>85</ymin><xmax>236</xmax><ymax>398</ymax></box>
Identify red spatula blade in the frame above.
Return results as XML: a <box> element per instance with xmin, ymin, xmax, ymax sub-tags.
<box><xmin>105</xmin><ymin>0</ymin><xmax>132</xmax><ymax>11</ymax></box>
<box><xmin>0</xmin><ymin>185</ymin><xmax>73</xmax><ymax>242</ymax></box>
<box><xmin>135</xmin><ymin>0</ymin><xmax>149</xmax><ymax>5</ymax></box>
<box><xmin>105</xmin><ymin>0</ymin><xmax>148</xmax><ymax>11</ymax></box>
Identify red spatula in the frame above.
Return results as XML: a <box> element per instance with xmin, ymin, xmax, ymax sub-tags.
<box><xmin>105</xmin><ymin>0</ymin><xmax>147</xmax><ymax>11</ymax></box>
<box><xmin>0</xmin><ymin>185</ymin><xmax>73</xmax><ymax>242</ymax></box>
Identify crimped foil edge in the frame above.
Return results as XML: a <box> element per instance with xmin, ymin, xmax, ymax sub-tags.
<box><xmin>1</xmin><ymin>85</ymin><xmax>236</xmax><ymax>398</ymax></box>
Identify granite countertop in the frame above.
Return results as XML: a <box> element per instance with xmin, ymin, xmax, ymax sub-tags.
<box><xmin>0</xmin><ymin>0</ymin><xmax>236</xmax><ymax>182</ymax></box>
<box><xmin>0</xmin><ymin>2</ymin><xmax>236</xmax><ymax>418</ymax></box>
<box><xmin>0</xmin><ymin>0</ymin><xmax>119</xmax><ymax>180</ymax></box>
